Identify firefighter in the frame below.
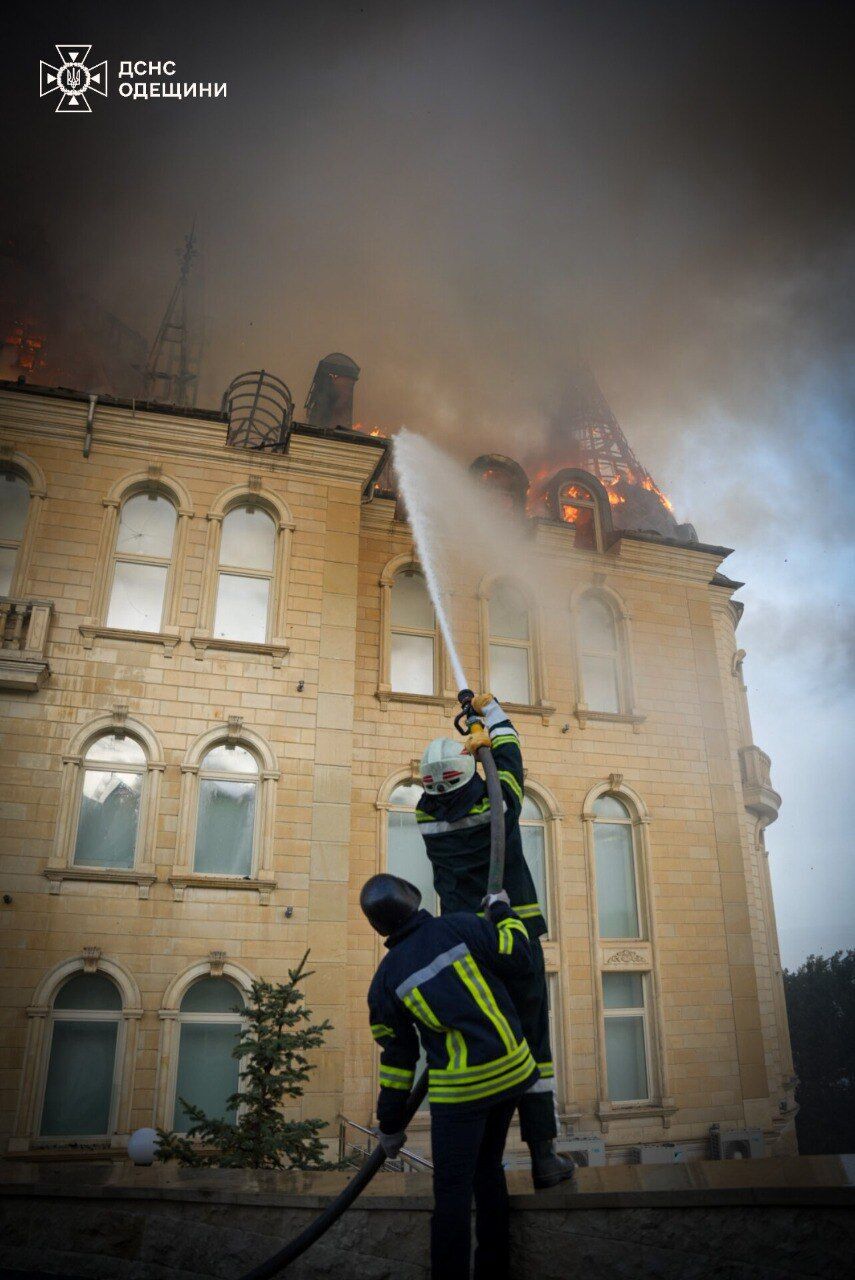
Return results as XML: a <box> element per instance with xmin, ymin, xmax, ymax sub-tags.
<box><xmin>415</xmin><ymin>693</ymin><xmax>575</xmax><ymax>1189</ymax></box>
<box><xmin>363</xmin><ymin>872</ymin><xmax>537</xmax><ymax>1280</ymax></box>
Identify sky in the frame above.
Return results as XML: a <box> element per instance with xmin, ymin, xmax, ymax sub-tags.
<box><xmin>7</xmin><ymin>0</ymin><xmax>854</xmax><ymax>967</ymax></box>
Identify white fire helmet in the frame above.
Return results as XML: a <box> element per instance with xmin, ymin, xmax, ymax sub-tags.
<box><xmin>420</xmin><ymin>737</ymin><xmax>475</xmax><ymax>796</ymax></box>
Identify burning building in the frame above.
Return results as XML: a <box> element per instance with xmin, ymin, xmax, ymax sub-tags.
<box><xmin>0</xmin><ymin>361</ymin><xmax>794</xmax><ymax>1171</ymax></box>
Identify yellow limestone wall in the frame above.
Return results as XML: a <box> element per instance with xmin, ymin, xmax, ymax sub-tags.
<box><xmin>0</xmin><ymin>386</ymin><xmax>796</xmax><ymax>1159</ymax></box>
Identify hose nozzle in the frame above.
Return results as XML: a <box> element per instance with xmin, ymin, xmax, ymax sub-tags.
<box><xmin>453</xmin><ymin>689</ymin><xmax>477</xmax><ymax>736</ymax></box>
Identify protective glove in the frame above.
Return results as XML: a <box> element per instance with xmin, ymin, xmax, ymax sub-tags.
<box><xmin>374</xmin><ymin>1128</ymin><xmax>407</xmax><ymax>1159</ymax></box>
<box><xmin>471</xmin><ymin>692</ymin><xmax>495</xmax><ymax>714</ymax></box>
<box><xmin>464</xmin><ymin>724</ymin><xmax>491</xmax><ymax>755</ymax></box>
<box><xmin>481</xmin><ymin>889</ymin><xmax>511</xmax><ymax>913</ymax></box>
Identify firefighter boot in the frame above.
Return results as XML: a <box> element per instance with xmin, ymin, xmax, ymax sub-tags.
<box><xmin>529</xmin><ymin>1140</ymin><xmax>576</xmax><ymax>1190</ymax></box>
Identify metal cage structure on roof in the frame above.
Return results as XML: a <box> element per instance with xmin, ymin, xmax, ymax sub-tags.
<box><xmin>222</xmin><ymin>370</ymin><xmax>294</xmax><ymax>450</ymax></box>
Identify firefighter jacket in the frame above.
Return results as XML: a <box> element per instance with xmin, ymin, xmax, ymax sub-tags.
<box><xmin>415</xmin><ymin>705</ymin><xmax>546</xmax><ymax>938</ymax></box>
<box><xmin>368</xmin><ymin>905</ymin><xmax>538</xmax><ymax>1132</ymax></box>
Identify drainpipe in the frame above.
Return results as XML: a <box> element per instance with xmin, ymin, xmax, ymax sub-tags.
<box><xmin>83</xmin><ymin>394</ymin><xmax>98</xmax><ymax>458</ymax></box>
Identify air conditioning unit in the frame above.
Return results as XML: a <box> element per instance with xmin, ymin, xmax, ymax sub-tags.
<box><xmin>558</xmin><ymin>1132</ymin><xmax>606</xmax><ymax>1167</ymax></box>
<box><xmin>631</xmin><ymin>1142</ymin><xmax>688</xmax><ymax>1164</ymax></box>
<box><xmin>709</xmin><ymin>1124</ymin><xmax>765</xmax><ymax>1160</ymax></box>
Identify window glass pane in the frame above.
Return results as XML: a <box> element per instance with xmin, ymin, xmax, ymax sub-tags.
<box><xmin>489</xmin><ymin>643</ymin><xmax>531</xmax><ymax>705</ymax></box>
<box><xmin>106</xmin><ymin>561</ymin><xmax>168</xmax><ymax>632</ymax></box>
<box><xmin>181</xmin><ymin>977</ymin><xmax>244</xmax><ymax>1013</ymax></box>
<box><xmin>174</xmin><ymin>1022</ymin><xmax>240</xmax><ymax>1131</ymax></box>
<box><xmin>391</xmin><ymin>632</ymin><xmax>434</xmax><ymax>694</ymax></box>
<box><xmin>604</xmin><ymin>1015</ymin><xmax>648</xmax><ymax>1101</ymax></box>
<box><xmin>592</xmin><ymin>795</ymin><xmax>629</xmax><ymax>820</ymax></box>
<box><xmin>219</xmin><ymin>506</ymin><xmax>275</xmax><ymax>572</ymax></box>
<box><xmin>73</xmin><ymin>770</ymin><xmax>141</xmax><ymax>869</ymax></box>
<box><xmin>193</xmin><ymin>778</ymin><xmax>256</xmax><ymax>875</ymax></box>
<box><xmin>489</xmin><ymin>583</ymin><xmax>529</xmax><ymax>640</ymax></box>
<box><xmin>388</xmin><ymin>809</ymin><xmax>436</xmax><ymax>911</ymax></box>
<box><xmin>84</xmin><ymin>734</ymin><xmax>146</xmax><ymax>765</ymax></box>
<box><xmin>0</xmin><ymin>473</ymin><xmax>30</xmax><ymax>540</ymax></box>
<box><xmin>115</xmin><ymin>493</ymin><xmax>176</xmax><ymax>558</ymax></box>
<box><xmin>389</xmin><ymin>783</ymin><xmax>423</xmax><ymax>809</ymax></box>
<box><xmin>578</xmin><ymin>596</ymin><xmax>616</xmax><ymax>651</ymax></box>
<box><xmin>0</xmin><ymin>545</ymin><xmax>17</xmax><ymax>595</ymax></box>
<box><xmin>521</xmin><ymin>793</ymin><xmax>543</xmax><ymax>822</ymax></box>
<box><xmin>603</xmin><ymin>972</ymin><xmax>644</xmax><ymax>1009</ymax></box>
<box><xmin>213</xmin><ymin>573</ymin><xmax>269</xmax><ymax>643</ymax></box>
<box><xmin>391</xmin><ymin>573</ymin><xmax>434</xmax><ymax>630</ymax></box>
<box><xmin>581</xmin><ymin>653</ymin><xmax>620</xmax><ymax>713</ymax></box>
<box><xmin>55</xmin><ymin>973</ymin><xmax>122</xmax><ymax>1011</ymax></box>
<box><xmin>40</xmin><ymin>1021</ymin><xmax>117</xmax><ymax>1136</ymax></box>
<box><xmin>202</xmin><ymin>743</ymin><xmax>258</xmax><ymax>775</ymax></box>
<box><xmin>520</xmin><ymin>821</ymin><xmax>546</xmax><ymax>912</ymax></box>
<box><xmin>594</xmin><ymin>822</ymin><xmax>639</xmax><ymax>938</ymax></box>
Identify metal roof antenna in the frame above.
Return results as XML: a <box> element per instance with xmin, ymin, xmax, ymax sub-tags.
<box><xmin>142</xmin><ymin>222</ymin><xmax>200</xmax><ymax>407</ymax></box>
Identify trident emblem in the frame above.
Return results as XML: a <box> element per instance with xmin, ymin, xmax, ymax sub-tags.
<box><xmin>40</xmin><ymin>45</ymin><xmax>107</xmax><ymax>113</ymax></box>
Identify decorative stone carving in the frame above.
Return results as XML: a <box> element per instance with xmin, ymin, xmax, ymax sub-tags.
<box><xmin>609</xmin><ymin>772</ymin><xmax>623</xmax><ymax>789</ymax></box>
<box><xmin>208</xmin><ymin>950</ymin><xmax>227</xmax><ymax>976</ymax></box>
<box><xmin>83</xmin><ymin>946</ymin><xmax>102</xmax><ymax>973</ymax></box>
<box><xmin>604</xmin><ymin>948</ymin><xmax>646</xmax><ymax>966</ymax></box>
<box><xmin>226</xmin><ymin>715</ymin><xmax>244</xmax><ymax>744</ymax></box>
<box><xmin>112</xmin><ymin>701</ymin><xmax>130</xmax><ymax>737</ymax></box>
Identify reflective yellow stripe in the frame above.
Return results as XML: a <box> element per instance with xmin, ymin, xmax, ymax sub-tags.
<box><xmin>379</xmin><ymin>1064</ymin><xmax>414</xmax><ymax>1090</ymax></box>
<box><xmin>490</xmin><ymin>734</ymin><xmax>519</xmax><ymax>749</ymax></box>
<box><xmin>453</xmin><ymin>955</ymin><xmax>516</xmax><ymax>1054</ymax></box>
<box><xmin>403</xmin><ymin>987</ymin><xmax>467</xmax><ymax>1072</ymax></box>
<box><xmin>371</xmin><ymin>1023</ymin><xmax>394</xmax><ymax>1041</ymax></box>
<box><xmin>514</xmin><ymin>903</ymin><xmax>544</xmax><ymax>919</ymax></box>
<box><xmin>536</xmin><ymin>1060</ymin><xmax>555</xmax><ymax>1079</ymax></box>
<box><xmin>430</xmin><ymin>1052</ymin><xmax>536</xmax><ymax>1103</ymax></box>
<box><xmin>497</xmin><ymin>916</ymin><xmax>527</xmax><ymax>954</ymax></box>
<box><xmin>467</xmin><ymin>797</ymin><xmax>491</xmax><ymax>815</ymax></box>
<box><xmin>429</xmin><ymin>1041</ymin><xmax>528</xmax><ymax>1084</ymax></box>
<box><xmin>415</xmin><ymin>809</ymin><xmax>432</xmax><ymax>823</ymax></box>
<box><xmin>498</xmin><ymin>769</ymin><xmax>523</xmax><ymax>803</ymax></box>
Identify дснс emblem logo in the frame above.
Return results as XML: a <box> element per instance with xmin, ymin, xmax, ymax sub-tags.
<box><xmin>39</xmin><ymin>45</ymin><xmax>108</xmax><ymax>113</ymax></box>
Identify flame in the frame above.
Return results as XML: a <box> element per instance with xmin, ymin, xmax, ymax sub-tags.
<box><xmin>641</xmin><ymin>475</ymin><xmax>674</xmax><ymax>512</ymax></box>
<box><xmin>352</xmin><ymin>422</ymin><xmax>387</xmax><ymax>438</ymax></box>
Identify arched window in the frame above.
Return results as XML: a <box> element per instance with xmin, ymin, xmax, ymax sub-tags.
<box><xmin>488</xmin><ymin>581</ymin><xmax>533</xmax><ymax>705</ymax></box>
<box><xmin>0</xmin><ymin>471</ymin><xmax>31</xmax><ymax>595</ymax></box>
<box><xmin>106</xmin><ymin>491</ymin><xmax>177</xmax><ymax>632</ymax></box>
<box><xmin>73</xmin><ymin>733</ymin><xmax>147</xmax><ymax>870</ymax></box>
<box><xmin>193</xmin><ymin>743</ymin><xmax>259</xmax><ymax>877</ymax></box>
<box><xmin>173</xmin><ymin>977</ymin><xmax>245</xmax><ymax>1132</ymax></box>
<box><xmin>386</xmin><ymin>782</ymin><xmax>437</xmax><ymax>909</ymax></box>
<box><xmin>213</xmin><ymin>505</ymin><xmax>276</xmax><ymax>644</ymax></box>
<box><xmin>390</xmin><ymin>570</ymin><xmax>436</xmax><ymax>695</ymax></box>
<box><xmin>39</xmin><ymin>972</ymin><xmax>122</xmax><ymax>1139</ymax></box>
<box><xmin>592</xmin><ymin>794</ymin><xmax>640</xmax><ymax>939</ymax></box>
<box><xmin>559</xmin><ymin>481</ymin><xmax>599</xmax><ymax>550</ymax></box>
<box><xmin>576</xmin><ymin>594</ymin><xmax>621</xmax><ymax>714</ymax></box>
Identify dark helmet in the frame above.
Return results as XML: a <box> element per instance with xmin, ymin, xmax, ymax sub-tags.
<box><xmin>360</xmin><ymin>874</ymin><xmax>422</xmax><ymax>937</ymax></box>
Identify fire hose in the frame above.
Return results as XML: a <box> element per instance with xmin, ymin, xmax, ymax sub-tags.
<box><xmin>238</xmin><ymin>690</ymin><xmax>505</xmax><ymax>1279</ymax></box>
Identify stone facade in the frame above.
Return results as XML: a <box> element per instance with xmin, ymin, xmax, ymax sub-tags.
<box><xmin>0</xmin><ymin>382</ymin><xmax>796</xmax><ymax>1162</ymax></box>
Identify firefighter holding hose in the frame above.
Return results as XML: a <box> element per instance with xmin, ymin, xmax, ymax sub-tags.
<box><xmin>416</xmin><ymin>692</ymin><xmax>575</xmax><ymax>1190</ymax></box>
<box><xmin>363</xmin><ymin>872</ymin><xmax>537</xmax><ymax>1280</ymax></box>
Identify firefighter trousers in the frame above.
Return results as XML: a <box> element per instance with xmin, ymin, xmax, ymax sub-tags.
<box><xmin>503</xmin><ymin>935</ymin><xmax>557</xmax><ymax>1143</ymax></box>
<box><xmin>430</xmin><ymin>1095</ymin><xmax>517</xmax><ymax>1280</ymax></box>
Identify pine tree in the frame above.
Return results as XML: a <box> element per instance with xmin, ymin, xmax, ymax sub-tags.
<box><xmin>157</xmin><ymin>951</ymin><xmax>333</xmax><ymax>1169</ymax></box>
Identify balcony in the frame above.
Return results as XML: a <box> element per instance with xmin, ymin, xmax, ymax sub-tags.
<box><xmin>739</xmin><ymin>744</ymin><xmax>781</xmax><ymax>824</ymax></box>
<box><xmin>0</xmin><ymin>598</ymin><xmax>53</xmax><ymax>692</ymax></box>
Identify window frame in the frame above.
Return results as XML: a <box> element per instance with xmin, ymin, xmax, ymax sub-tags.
<box><xmin>0</xmin><ymin>451</ymin><xmax>47</xmax><ymax>598</ymax></box>
<box><xmin>80</xmin><ymin>468</ymin><xmax>194</xmax><ymax>654</ymax></box>
<box><xmin>172</xmin><ymin>978</ymin><xmax>248</xmax><ymax>1133</ymax></box>
<box><xmin>11</xmin><ymin>954</ymin><xmax>143</xmax><ymax>1154</ymax></box>
<box><xmin>378</xmin><ymin>556</ymin><xmax>450</xmax><ymax>704</ymax></box>
<box><xmin>36</xmin><ymin>974</ymin><xmax>124</xmax><ymax>1143</ymax></box>
<box><xmin>191</xmin><ymin>743</ymin><xmax>262</xmax><ymax>880</ymax></box>
<box><xmin>478</xmin><ymin>576</ymin><xmax>553</xmax><ymax>716</ymax></box>
<box><xmin>582</xmin><ymin>780</ymin><xmax>673</xmax><ymax>1124</ymax></box>
<box><xmin>570</xmin><ymin>584</ymin><xmax>643</xmax><ymax>727</ymax></box>
<box><xmin>601</xmin><ymin>970</ymin><xmax>653</xmax><ymax>1106</ymax></box>
<box><xmin>191</xmin><ymin>483</ymin><xmax>293</xmax><ymax>665</ymax></box>
<box><xmin>170</xmin><ymin>723</ymin><xmax>279</xmax><ymax>902</ymax></box>
<box><xmin>71</xmin><ymin>734</ymin><xmax>148</xmax><ymax>874</ymax></box>
<box><xmin>591</xmin><ymin>794</ymin><xmax>644</xmax><ymax>942</ymax></box>
<box><xmin>44</xmin><ymin>712</ymin><xmax>164</xmax><ymax>897</ymax></box>
<box><xmin>105</xmin><ymin>491</ymin><xmax>178</xmax><ymax>636</ymax></box>
<box><xmin>154</xmin><ymin>958</ymin><xmax>255</xmax><ymax>1134</ymax></box>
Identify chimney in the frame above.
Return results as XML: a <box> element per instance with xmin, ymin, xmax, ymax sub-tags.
<box><xmin>304</xmin><ymin>352</ymin><xmax>360</xmax><ymax>430</ymax></box>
